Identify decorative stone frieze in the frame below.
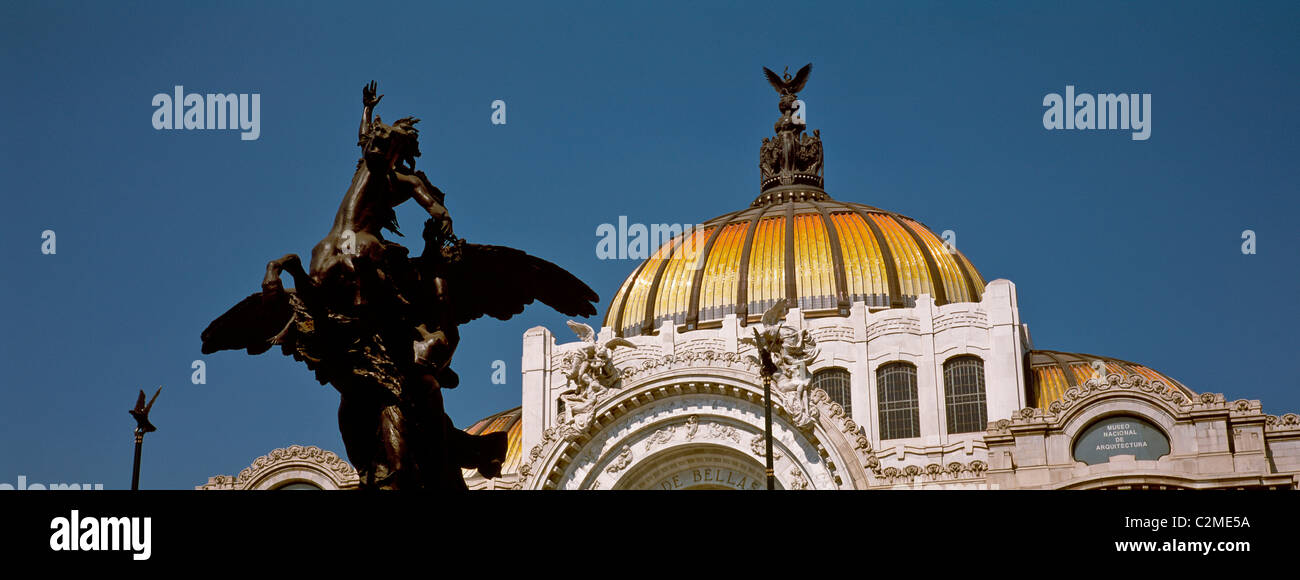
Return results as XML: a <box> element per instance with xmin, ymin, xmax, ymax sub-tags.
<box><xmin>617</xmin><ymin>351</ymin><xmax>757</xmax><ymax>383</ymax></box>
<box><xmin>875</xmin><ymin>461</ymin><xmax>987</xmax><ymax>485</ymax></box>
<box><xmin>933</xmin><ymin>310</ymin><xmax>989</xmax><ymax>333</ymax></box>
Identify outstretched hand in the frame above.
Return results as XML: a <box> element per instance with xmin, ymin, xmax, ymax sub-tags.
<box><xmin>423</xmin><ymin>215</ymin><xmax>455</xmax><ymax>245</ymax></box>
<box><xmin>363</xmin><ymin>80</ymin><xmax>383</xmax><ymax>108</ymax></box>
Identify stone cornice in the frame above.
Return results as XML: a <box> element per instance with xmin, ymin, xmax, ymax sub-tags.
<box><xmin>1265</xmin><ymin>413</ymin><xmax>1300</xmax><ymax>434</ymax></box>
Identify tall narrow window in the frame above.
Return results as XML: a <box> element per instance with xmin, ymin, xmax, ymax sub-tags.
<box><xmin>813</xmin><ymin>368</ymin><xmax>852</xmax><ymax>415</ymax></box>
<box><xmin>944</xmin><ymin>355</ymin><xmax>987</xmax><ymax>434</ymax></box>
<box><xmin>877</xmin><ymin>362</ymin><xmax>919</xmax><ymax>439</ymax></box>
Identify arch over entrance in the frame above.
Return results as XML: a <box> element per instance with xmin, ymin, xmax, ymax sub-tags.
<box><xmin>519</xmin><ymin>375</ymin><xmax>875</xmax><ymax>490</ymax></box>
<box><xmin>615</xmin><ymin>445</ymin><xmax>774</xmax><ymax>490</ymax></box>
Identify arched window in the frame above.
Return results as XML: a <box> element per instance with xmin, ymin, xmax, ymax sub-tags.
<box><xmin>813</xmin><ymin>367</ymin><xmax>852</xmax><ymax>415</ymax></box>
<box><xmin>877</xmin><ymin>362</ymin><xmax>919</xmax><ymax>440</ymax></box>
<box><xmin>944</xmin><ymin>355</ymin><xmax>987</xmax><ymax>434</ymax></box>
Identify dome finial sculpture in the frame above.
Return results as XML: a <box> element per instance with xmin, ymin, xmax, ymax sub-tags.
<box><xmin>758</xmin><ymin>63</ymin><xmax>825</xmax><ymax>200</ymax></box>
<box><xmin>763</xmin><ymin>64</ymin><xmax>812</xmax><ymax>97</ymax></box>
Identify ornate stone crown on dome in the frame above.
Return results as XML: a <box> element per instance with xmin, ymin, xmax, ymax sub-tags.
<box><xmin>604</xmin><ymin>64</ymin><xmax>986</xmax><ymax>337</ymax></box>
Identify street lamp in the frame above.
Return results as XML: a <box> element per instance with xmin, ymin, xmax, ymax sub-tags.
<box><xmin>744</xmin><ymin>303</ymin><xmax>788</xmax><ymax>490</ymax></box>
<box><xmin>128</xmin><ymin>387</ymin><xmax>161</xmax><ymax>491</ymax></box>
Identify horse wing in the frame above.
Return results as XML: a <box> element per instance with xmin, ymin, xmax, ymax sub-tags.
<box><xmin>200</xmin><ymin>290</ymin><xmax>296</xmax><ymax>356</ymax></box>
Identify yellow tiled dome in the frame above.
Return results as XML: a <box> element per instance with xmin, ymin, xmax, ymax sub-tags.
<box><xmin>604</xmin><ymin>190</ymin><xmax>986</xmax><ymax>337</ymax></box>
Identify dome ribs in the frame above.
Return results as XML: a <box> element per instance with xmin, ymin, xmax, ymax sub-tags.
<box><xmin>784</xmin><ymin>203</ymin><xmax>798</xmax><ymax>309</ymax></box>
<box><xmin>683</xmin><ymin>222</ymin><xmax>728</xmax><ymax>330</ymax></box>
<box><xmin>810</xmin><ymin>201</ymin><xmax>851</xmax><ymax>314</ymax></box>
<box><xmin>608</xmin><ymin>248</ymin><xmax>651</xmax><ymax>335</ymax></box>
<box><xmin>1041</xmin><ymin>351</ymin><xmax>1080</xmax><ymax>389</ymax></box>
<box><xmin>849</xmin><ymin>207</ymin><xmax>906</xmax><ymax>308</ymax></box>
<box><xmin>953</xmin><ymin>245</ymin><xmax>985</xmax><ymax>301</ymax></box>
<box><xmin>611</xmin><ymin>243</ymin><xmax>654</xmax><ymax>336</ymax></box>
<box><xmin>706</xmin><ymin>222</ymin><xmax>749</xmax><ymax>323</ymax></box>
<box><xmin>734</xmin><ymin>216</ymin><xmax>763</xmax><ymax>324</ymax></box>
<box><xmin>905</xmin><ymin>218</ymin><xmax>983</xmax><ymax>303</ymax></box>
<box><xmin>654</xmin><ymin>227</ymin><xmax>709</xmax><ymax>331</ymax></box>
<box><xmin>640</xmin><ymin>235</ymin><xmax>690</xmax><ymax>336</ymax></box>
<box><xmin>895</xmin><ymin>218</ymin><xmax>949</xmax><ymax>306</ymax></box>
<box><xmin>749</xmin><ymin>217</ymin><xmax>786</xmax><ymax>317</ymax></box>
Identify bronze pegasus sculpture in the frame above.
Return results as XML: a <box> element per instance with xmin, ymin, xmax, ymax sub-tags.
<box><xmin>201</xmin><ymin>81</ymin><xmax>598</xmax><ymax>489</ymax></box>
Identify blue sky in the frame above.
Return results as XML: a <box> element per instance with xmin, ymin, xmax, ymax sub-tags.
<box><xmin>1</xmin><ymin>1</ymin><xmax>1296</xmax><ymax>489</ymax></box>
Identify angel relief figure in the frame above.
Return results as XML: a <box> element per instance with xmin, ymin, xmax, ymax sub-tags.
<box><xmin>558</xmin><ymin>321</ymin><xmax>635</xmax><ymax>428</ymax></box>
<box><xmin>741</xmin><ymin>303</ymin><xmax>820</xmax><ymax>428</ymax></box>
<box><xmin>774</xmin><ymin>327</ymin><xmax>819</xmax><ymax>426</ymax></box>
<box><xmin>200</xmin><ymin>81</ymin><xmax>599</xmax><ymax>490</ymax></box>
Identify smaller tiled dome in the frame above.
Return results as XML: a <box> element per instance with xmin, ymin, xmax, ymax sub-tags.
<box><xmin>461</xmin><ymin>406</ymin><xmax>522</xmax><ymax>478</ymax></box>
<box><xmin>1027</xmin><ymin>350</ymin><xmax>1194</xmax><ymax>410</ymax></box>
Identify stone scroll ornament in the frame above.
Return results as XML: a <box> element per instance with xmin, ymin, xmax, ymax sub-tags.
<box><xmin>558</xmin><ymin>321</ymin><xmax>636</xmax><ymax>429</ymax></box>
<box><xmin>200</xmin><ymin>81</ymin><xmax>599</xmax><ymax>490</ymax></box>
<box><xmin>740</xmin><ymin>302</ymin><xmax>820</xmax><ymax>429</ymax></box>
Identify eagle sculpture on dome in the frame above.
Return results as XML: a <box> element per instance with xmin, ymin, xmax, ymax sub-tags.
<box><xmin>758</xmin><ymin>64</ymin><xmax>824</xmax><ymax>190</ymax></box>
<box><xmin>763</xmin><ymin>64</ymin><xmax>813</xmax><ymax>96</ymax></box>
<box><xmin>200</xmin><ymin>81</ymin><xmax>598</xmax><ymax>490</ymax></box>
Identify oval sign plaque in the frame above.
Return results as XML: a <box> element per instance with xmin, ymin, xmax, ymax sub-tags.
<box><xmin>1073</xmin><ymin>415</ymin><xmax>1170</xmax><ymax>465</ymax></box>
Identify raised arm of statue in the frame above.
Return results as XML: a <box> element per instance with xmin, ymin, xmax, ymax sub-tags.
<box><xmin>359</xmin><ymin>80</ymin><xmax>384</xmax><ymax>146</ymax></box>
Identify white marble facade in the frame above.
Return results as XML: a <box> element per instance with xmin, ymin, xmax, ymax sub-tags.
<box><xmin>517</xmin><ymin>279</ymin><xmax>1300</xmax><ymax>490</ymax></box>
